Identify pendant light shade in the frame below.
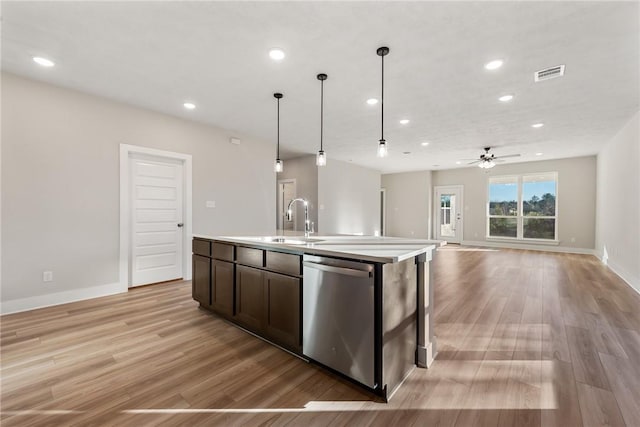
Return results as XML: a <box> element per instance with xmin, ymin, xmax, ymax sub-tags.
<box><xmin>316</xmin><ymin>73</ymin><xmax>328</xmax><ymax>167</ymax></box>
<box><xmin>316</xmin><ymin>150</ymin><xmax>326</xmax><ymax>166</ymax></box>
<box><xmin>377</xmin><ymin>140</ymin><xmax>388</xmax><ymax>158</ymax></box>
<box><xmin>377</xmin><ymin>46</ymin><xmax>389</xmax><ymax>158</ymax></box>
<box><xmin>274</xmin><ymin>93</ymin><xmax>284</xmax><ymax>173</ymax></box>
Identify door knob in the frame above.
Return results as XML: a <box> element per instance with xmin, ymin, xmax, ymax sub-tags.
<box><xmin>177</xmin><ymin>223</ymin><xmax>184</xmax><ymax>227</ymax></box>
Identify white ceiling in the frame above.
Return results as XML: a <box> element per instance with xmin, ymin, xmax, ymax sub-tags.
<box><xmin>2</xmin><ymin>1</ymin><xmax>638</xmax><ymax>173</ymax></box>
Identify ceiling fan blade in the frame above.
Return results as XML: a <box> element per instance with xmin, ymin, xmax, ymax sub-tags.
<box><xmin>467</xmin><ymin>160</ymin><xmax>481</xmax><ymax>165</ymax></box>
<box><xmin>459</xmin><ymin>158</ymin><xmax>479</xmax><ymax>161</ymax></box>
<box><xmin>494</xmin><ymin>154</ymin><xmax>521</xmax><ymax>159</ymax></box>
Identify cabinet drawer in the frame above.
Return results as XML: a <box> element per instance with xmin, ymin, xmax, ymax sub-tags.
<box><xmin>193</xmin><ymin>239</ymin><xmax>211</xmax><ymax>257</ymax></box>
<box><xmin>237</xmin><ymin>246</ymin><xmax>264</xmax><ymax>268</ymax></box>
<box><xmin>266</xmin><ymin>251</ymin><xmax>301</xmax><ymax>276</ymax></box>
<box><xmin>212</xmin><ymin>242</ymin><xmax>234</xmax><ymax>261</ymax></box>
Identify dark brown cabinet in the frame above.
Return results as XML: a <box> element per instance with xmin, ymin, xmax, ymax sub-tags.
<box><xmin>193</xmin><ymin>238</ymin><xmax>302</xmax><ymax>354</ymax></box>
<box><xmin>234</xmin><ymin>265</ymin><xmax>302</xmax><ymax>352</ymax></box>
<box><xmin>192</xmin><ymin>254</ymin><xmax>211</xmax><ymax>306</ymax></box>
<box><xmin>264</xmin><ymin>271</ymin><xmax>301</xmax><ymax>351</ymax></box>
<box><xmin>235</xmin><ymin>265</ymin><xmax>265</xmax><ymax>331</ymax></box>
<box><xmin>211</xmin><ymin>259</ymin><xmax>234</xmax><ymax>317</ymax></box>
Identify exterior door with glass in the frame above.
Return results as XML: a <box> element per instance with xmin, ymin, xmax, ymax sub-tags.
<box><xmin>435</xmin><ymin>186</ymin><xmax>463</xmax><ymax>243</ymax></box>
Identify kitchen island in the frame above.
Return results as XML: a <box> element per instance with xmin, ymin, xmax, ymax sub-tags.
<box><xmin>191</xmin><ymin>234</ymin><xmax>439</xmax><ymax>401</ymax></box>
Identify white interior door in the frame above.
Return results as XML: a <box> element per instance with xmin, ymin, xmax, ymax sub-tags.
<box><xmin>130</xmin><ymin>155</ymin><xmax>184</xmax><ymax>287</ymax></box>
<box><xmin>435</xmin><ymin>185</ymin><xmax>464</xmax><ymax>243</ymax></box>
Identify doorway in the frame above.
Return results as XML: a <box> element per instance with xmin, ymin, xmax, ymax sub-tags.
<box><xmin>277</xmin><ymin>179</ymin><xmax>296</xmax><ymax>233</ymax></box>
<box><xmin>434</xmin><ymin>185</ymin><xmax>463</xmax><ymax>243</ymax></box>
<box><xmin>120</xmin><ymin>144</ymin><xmax>192</xmax><ymax>289</ymax></box>
<box><xmin>380</xmin><ymin>188</ymin><xmax>386</xmax><ymax>236</ymax></box>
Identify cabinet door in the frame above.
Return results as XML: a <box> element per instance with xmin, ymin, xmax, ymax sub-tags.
<box><xmin>192</xmin><ymin>254</ymin><xmax>211</xmax><ymax>306</ymax></box>
<box><xmin>212</xmin><ymin>259</ymin><xmax>234</xmax><ymax>317</ymax></box>
<box><xmin>235</xmin><ymin>265</ymin><xmax>264</xmax><ymax>332</ymax></box>
<box><xmin>264</xmin><ymin>271</ymin><xmax>301</xmax><ymax>351</ymax></box>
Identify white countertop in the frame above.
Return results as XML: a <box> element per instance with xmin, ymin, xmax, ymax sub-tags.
<box><xmin>193</xmin><ymin>234</ymin><xmax>443</xmax><ymax>263</ymax></box>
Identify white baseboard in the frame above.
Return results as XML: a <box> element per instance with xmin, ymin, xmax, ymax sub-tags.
<box><xmin>604</xmin><ymin>259</ymin><xmax>640</xmax><ymax>296</ymax></box>
<box><xmin>1</xmin><ymin>282</ymin><xmax>126</xmax><ymax>315</ymax></box>
<box><xmin>461</xmin><ymin>240</ymin><xmax>596</xmax><ymax>256</ymax></box>
<box><xmin>417</xmin><ymin>339</ymin><xmax>437</xmax><ymax>369</ymax></box>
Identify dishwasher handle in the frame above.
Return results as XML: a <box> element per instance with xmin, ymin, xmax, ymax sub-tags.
<box><xmin>303</xmin><ymin>260</ymin><xmax>373</xmax><ymax>278</ymax></box>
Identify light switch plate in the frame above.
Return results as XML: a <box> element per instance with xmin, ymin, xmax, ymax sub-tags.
<box><xmin>43</xmin><ymin>271</ymin><xmax>53</xmax><ymax>282</ymax></box>
<box><xmin>206</xmin><ymin>201</ymin><xmax>216</xmax><ymax>208</ymax></box>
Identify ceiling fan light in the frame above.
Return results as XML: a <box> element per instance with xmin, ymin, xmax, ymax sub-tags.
<box><xmin>478</xmin><ymin>159</ymin><xmax>496</xmax><ymax>169</ymax></box>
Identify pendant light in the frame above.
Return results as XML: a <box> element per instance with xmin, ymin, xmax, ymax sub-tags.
<box><xmin>274</xmin><ymin>93</ymin><xmax>284</xmax><ymax>173</ymax></box>
<box><xmin>316</xmin><ymin>73</ymin><xmax>328</xmax><ymax>166</ymax></box>
<box><xmin>377</xmin><ymin>46</ymin><xmax>389</xmax><ymax>158</ymax></box>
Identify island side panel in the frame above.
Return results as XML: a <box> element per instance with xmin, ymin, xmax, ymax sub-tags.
<box><xmin>382</xmin><ymin>257</ymin><xmax>417</xmax><ymax>398</ymax></box>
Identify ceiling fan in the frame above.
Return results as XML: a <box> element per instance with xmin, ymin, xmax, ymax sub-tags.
<box><xmin>466</xmin><ymin>147</ymin><xmax>520</xmax><ymax>169</ymax></box>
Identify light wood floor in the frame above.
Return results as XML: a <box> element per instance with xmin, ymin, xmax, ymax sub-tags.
<box><xmin>2</xmin><ymin>248</ymin><xmax>639</xmax><ymax>426</ymax></box>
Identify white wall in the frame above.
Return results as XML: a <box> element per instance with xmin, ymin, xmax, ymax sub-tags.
<box><xmin>1</xmin><ymin>73</ymin><xmax>276</xmax><ymax>310</ymax></box>
<box><xmin>432</xmin><ymin>156</ymin><xmax>597</xmax><ymax>250</ymax></box>
<box><xmin>277</xmin><ymin>155</ymin><xmax>318</xmax><ymax>232</ymax></box>
<box><xmin>382</xmin><ymin>156</ymin><xmax>597</xmax><ymax>251</ymax></box>
<box><xmin>596</xmin><ymin>112</ymin><xmax>640</xmax><ymax>292</ymax></box>
<box><xmin>381</xmin><ymin>171</ymin><xmax>432</xmax><ymax>239</ymax></box>
<box><xmin>318</xmin><ymin>159</ymin><xmax>381</xmax><ymax>235</ymax></box>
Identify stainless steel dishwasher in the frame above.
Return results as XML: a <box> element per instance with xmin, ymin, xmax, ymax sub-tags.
<box><xmin>302</xmin><ymin>254</ymin><xmax>375</xmax><ymax>388</ymax></box>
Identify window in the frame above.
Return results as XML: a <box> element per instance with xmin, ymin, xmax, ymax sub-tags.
<box><xmin>487</xmin><ymin>172</ymin><xmax>557</xmax><ymax>241</ymax></box>
<box><xmin>488</xmin><ymin>176</ymin><xmax>518</xmax><ymax>238</ymax></box>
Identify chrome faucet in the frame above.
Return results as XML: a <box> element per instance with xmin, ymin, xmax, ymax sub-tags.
<box><xmin>286</xmin><ymin>198</ymin><xmax>313</xmax><ymax>238</ymax></box>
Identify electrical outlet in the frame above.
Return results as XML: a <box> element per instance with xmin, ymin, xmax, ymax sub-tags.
<box><xmin>571</xmin><ymin>237</ymin><xmax>576</xmax><ymax>243</ymax></box>
<box><xmin>43</xmin><ymin>271</ymin><xmax>53</xmax><ymax>282</ymax></box>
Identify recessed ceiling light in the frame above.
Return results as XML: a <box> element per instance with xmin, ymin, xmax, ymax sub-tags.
<box><xmin>484</xmin><ymin>59</ymin><xmax>504</xmax><ymax>70</ymax></box>
<box><xmin>535</xmin><ymin>152</ymin><xmax>543</xmax><ymax>156</ymax></box>
<box><xmin>531</xmin><ymin>123</ymin><xmax>544</xmax><ymax>128</ymax></box>
<box><xmin>421</xmin><ymin>142</ymin><xmax>430</xmax><ymax>146</ymax></box>
<box><xmin>183</xmin><ymin>102</ymin><xmax>196</xmax><ymax>110</ymax></box>
<box><xmin>499</xmin><ymin>94</ymin><xmax>514</xmax><ymax>102</ymax></box>
<box><xmin>366</xmin><ymin>98</ymin><xmax>379</xmax><ymax>105</ymax></box>
<box><xmin>269</xmin><ymin>48</ymin><xmax>285</xmax><ymax>61</ymax></box>
<box><xmin>456</xmin><ymin>161</ymin><xmax>462</xmax><ymax>165</ymax></box>
<box><xmin>400</xmin><ymin>119</ymin><xmax>410</xmax><ymax>125</ymax></box>
<box><xmin>33</xmin><ymin>56</ymin><xmax>55</xmax><ymax>67</ymax></box>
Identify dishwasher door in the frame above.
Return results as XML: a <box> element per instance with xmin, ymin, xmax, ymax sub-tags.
<box><xmin>302</xmin><ymin>255</ymin><xmax>376</xmax><ymax>388</ymax></box>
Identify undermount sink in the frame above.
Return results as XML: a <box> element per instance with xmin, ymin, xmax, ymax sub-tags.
<box><xmin>261</xmin><ymin>236</ymin><xmax>324</xmax><ymax>244</ymax></box>
<box><xmin>227</xmin><ymin>236</ymin><xmax>324</xmax><ymax>245</ymax></box>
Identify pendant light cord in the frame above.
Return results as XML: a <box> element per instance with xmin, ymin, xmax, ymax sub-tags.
<box><xmin>320</xmin><ymin>79</ymin><xmax>324</xmax><ymax>151</ymax></box>
<box><xmin>381</xmin><ymin>52</ymin><xmax>384</xmax><ymax>142</ymax></box>
<box><xmin>277</xmin><ymin>97</ymin><xmax>280</xmax><ymax>158</ymax></box>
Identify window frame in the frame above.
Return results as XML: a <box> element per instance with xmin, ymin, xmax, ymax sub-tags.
<box><xmin>486</xmin><ymin>172</ymin><xmax>558</xmax><ymax>243</ymax></box>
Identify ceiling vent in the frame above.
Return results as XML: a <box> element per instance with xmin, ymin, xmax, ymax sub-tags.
<box><xmin>534</xmin><ymin>65</ymin><xmax>565</xmax><ymax>82</ymax></box>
